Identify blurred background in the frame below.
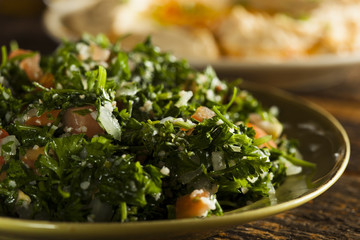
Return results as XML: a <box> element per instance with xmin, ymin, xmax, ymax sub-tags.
<box><xmin>0</xmin><ymin>0</ymin><xmax>58</xmax><ymax>54</ymax></box>
<box><xmin>2</xmin><ymin>0</ymin><xmax>360</xmax><ymax>91</ymax></box>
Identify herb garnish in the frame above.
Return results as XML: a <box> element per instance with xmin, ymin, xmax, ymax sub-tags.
<box><xmin>0</xmin><ymin>34</ymin><xmax>314</xmax><ymax>222</ymax></box>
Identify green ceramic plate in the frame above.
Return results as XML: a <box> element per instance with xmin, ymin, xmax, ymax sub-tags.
<box><xmin>0</xmin><ymin>84</ymin><xmax>350</xmax><ymax>240</ymax></box>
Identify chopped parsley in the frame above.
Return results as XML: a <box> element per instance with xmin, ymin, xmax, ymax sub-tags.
<box><xmin>0</xmin><ymin>34</ymin><xmax>314</xmax><ymax>222</ymax></box>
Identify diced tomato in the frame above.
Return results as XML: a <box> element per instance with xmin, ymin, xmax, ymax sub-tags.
<box><xmin>9</xmin><ymin>49</ymin><xmax>43</xmax><ymax>81</ymax></box>
<box><xmin>0</xmin><ymin>129</ymin><xmax>9</xmax><ymax>175</ymax></box>
<box><xmin>90</xmin><ymin>44</ymin><xmax>111</xmax><ymax>62</ymax></box>
<box><xmin>215</xmin><ymin>85</ymin><xmax>223</xmax><ymax>92</ymax></box>
<box><xmin>191</xmin><ymin>106</ymin><xmax>215</xmax><ymax>122</ymax></box>
<box><xmin>176</xmin><ymin>189</ymin><xmax>215</xmax><ymax>219</ymax></box>
<box><xmin>38</xmin><ymin>72</ymin><xmax>55</xmax><ymax>89</ymax></box>
<box><xmin>63</xmin><ymin>105</ymin><xmax>104</xmax><ymax>138</ymax></box>
<box><xmin>0</xmin><ymin>171</ymin><xmax>6</xmax><ymax>181</ymax></box>
<box><xmin>247</xmin><ymin>123</ymin><xmax>277</xmax><ymax>148</ymax></box>
<box><xmin>20</xmin><ymin>146</ymin><xmax>45</xmax><ymax>169</ymax></box>
<box><xmin>0</xmin><ymin>156</ymin><xmax>5</xmax><ymax>170</ymax></box>
<box><xmin>25</xmin><ymin>109</ymin><xmax>61</xmax><ymax>126</ymax></box>
<box><xmin>249</xmin><ymin>113</ymin><xmax>283</xmax><ymax>139</ymax></box>
<box><xmin>180</xmin><ymin>128</ymin><xmax>195</xmax><ymax>136</ymax></box>
<box><xmin>0</xmin><ymin>129</ymin><xmax>9</xmax><ymax>139</ymax></box>
<box><xmin>8</xmin><ymin>49</ymin><xmax>31</xmax><ymax>59</ymax></box>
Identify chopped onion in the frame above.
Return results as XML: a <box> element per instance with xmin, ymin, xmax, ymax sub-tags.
<box><xmin>98</xmin><ymin>104</ymin><xmax>121</xmax><ymax>140</ymax></box>
<box><xmin>175</xmin><ymin>90</ymin><xmax>193</xmax><ymax>107</ymax></box>
<box><xmin>266</xmin><ymin>181</ymin><xmax>278</xmax><ymax>205</ymax></box>
<box><xmin>211</xmin><ymin>151</ymin><xmax>226</xmax><ymax>171</ymax></box>
<box><xmin>281</xmin><ymin>157</ymin><xmax>302</xmax><ymax>175</ymax></box>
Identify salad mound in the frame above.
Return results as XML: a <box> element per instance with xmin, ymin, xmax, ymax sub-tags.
<box><xmin>0</xmin><ymin>35</ymin><xmax>314</xmax><ymax>222</ymax></box>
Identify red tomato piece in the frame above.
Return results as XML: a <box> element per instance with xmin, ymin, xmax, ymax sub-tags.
<box><xmin>0</xmin><ymin>156</ymin><xmax>5</xmax><ymax>170</ymax></box>
<box><xmin>38</xmin><ymin>73</ymin><xmax>55</xmax><ymax>89</ymax></box>
<box><xmin>247</xmin><ymin>123</ymin><xmax>277</xmax><ymax>148</ymax></box>
<box><xmin>9</xmin><ymin>49</ymin><xmax>43</xmax><ymax>81</ymax></box>
<box><xmin>20</xmin><ymin>146</ymin><xmax>45</xmax><ymax>169</ymax></box>
<box><xmin>0</xmin><ymin>129</ymin><xmax>9</xmax><ymax>174</ymax></box>
<box><xmin>191</xmin><ymin>106</ymin><xmax>215</xmax><ymax>122</ymax></box>
<box><xmin>0</xmin><ymin>129</ymin><xmax>9</xmax><ymax>139</ymax></box>
<box><xmin>176</xmin><ymin>189</ymin><xmax>215</xmax><ymax>219</ymax></box>
<box><xmin>63</xmin><ymin>105</ymin><xmax>104</xmax><ymax>138</ymax></box>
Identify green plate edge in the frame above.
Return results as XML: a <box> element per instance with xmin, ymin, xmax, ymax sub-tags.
<box><xmin>0</xmin><ymin>83</ymin><xmax>350</xmax><ymax>240</ymax></box>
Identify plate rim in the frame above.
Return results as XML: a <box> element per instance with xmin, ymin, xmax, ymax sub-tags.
<box><xmin>0</xmin><ymin>84</ymin><xmax>350</xmax><ymax>239</ymax></box>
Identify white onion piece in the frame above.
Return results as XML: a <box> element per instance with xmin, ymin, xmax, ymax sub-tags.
<box><xmin>98</xmin><ymin>104</ymin><xmax>121</xmax><ymax>140</ymax></box>
<box><xmin>0</xmin><ymin>135</ymin><xmax>20</xmax><ymax>161</ymax></box>
<box><xmin>281</xmin><ymin>158</ymin><xmax>302</xmax><ymax>176</ymax></box>
<box><xmin>211</xmin><ymin>151</ymin><xmax>226</xmax><ymax>171</ymax></box>
<box><xmin>175</xmin><ymin>90</ymin><xmax>193</xmax><ymax>107</ymax></box>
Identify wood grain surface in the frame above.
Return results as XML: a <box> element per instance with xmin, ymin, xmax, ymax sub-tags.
<box><xmin>0</xmin><ymin>6</ymin><xmax>359</xmax><ymax>240</ymax></box>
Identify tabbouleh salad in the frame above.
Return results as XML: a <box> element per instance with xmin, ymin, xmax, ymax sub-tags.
<box><xmin>0</xmin><ymin>34</ymin><xmax>314</xmax><ymax>222</ymax></box>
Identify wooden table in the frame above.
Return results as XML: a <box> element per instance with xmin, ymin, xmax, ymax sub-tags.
<box><xmin>1</xmin><ymin>6</ymin><xmax>359</xmax><ymax>240</ymax></box>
